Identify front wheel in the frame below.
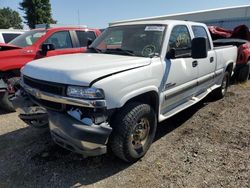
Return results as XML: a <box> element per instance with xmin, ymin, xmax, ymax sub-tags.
<box><xmin>0</xmin><ymin>91</ymin><xmax>15</xmax><ymax>112</ymax></box>
<box><xmin>213</xmin><ymin>71</ymin><xmax>229</xmax><ymax>99</ymax></box>
<box><xmin>110</xmin><ymin>102</ymin><xmax>157</xmax><ymax>163</ymax></box>
<box><xmin>0</xmin><ymin>77</ymin><xmax>19</xmax><ymax>112</ymax></box>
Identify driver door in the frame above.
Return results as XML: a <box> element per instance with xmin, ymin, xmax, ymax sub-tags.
<box><xmin>43</xmin><ymin>31</ymin><xmax>80</xmax><ymax>57</ymax></box>
<box><xmin>160</xmin><ymin>25</ymin><xmax>198</xmax><ymax>115</ymax></box>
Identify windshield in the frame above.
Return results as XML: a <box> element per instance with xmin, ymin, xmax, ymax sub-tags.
<box><xmin>9</xmin><ymin>30</ymin><xmax>46</xmax><ymax>47</ymax></box>
<box><xmin>90</xmin><ymin>24</ymin><xmax>166</xmax><ymax>57</ymax></box>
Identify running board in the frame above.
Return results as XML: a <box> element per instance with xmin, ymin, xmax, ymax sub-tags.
<box><xmin>159</xmin><ymin>89</ymin><xmax>210</xmax><ymax>122</ymax></box>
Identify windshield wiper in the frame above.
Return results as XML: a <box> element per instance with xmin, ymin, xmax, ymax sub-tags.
<box><xmin>87</xmin><ymin>47</ymin><xmax>102</xmax><ymax>53</ymax></box>
<box><xmin>105</xmin><ymin>48</ymin><xmax>135</xmax><ymax>56</ymax></box>
<box><xmin>148</xmin><ymin>52</ymin><xmax>160</xmax><ymax>58</ymax></box>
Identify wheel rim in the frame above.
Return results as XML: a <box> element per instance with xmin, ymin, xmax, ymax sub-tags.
<box><xmin>221</xmin><ymin>75</ymin><xmax>228</xmax><ymax>95</ymax></box>
<box><xmin>131</xmin><ymin>117</ymin><xmax>150</xmax><ymax>150</ymax></box>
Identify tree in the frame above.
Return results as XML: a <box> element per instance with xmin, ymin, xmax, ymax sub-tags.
<box><xmin>19</xmin><ymin>0</ymin><xmax>56</xmax><ymax>29</ymax></box>
<box><xmin>0</xmin><ymin>7</ymin><xmax>23</xmax><ymax>29</ymax></box>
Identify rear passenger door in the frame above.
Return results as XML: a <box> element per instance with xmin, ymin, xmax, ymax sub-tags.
<box><xmin>75</xmin><ymin>30</ymin><xmax>97</xmax><ymax>52</ymax></box>
<box><xmin>191</xmin><ymin>25</ymin><xmax>216</xmax><ymax>92</ymax></box>
<box><xmin>161</xmin><ymin>25</ymin><xmax>198</xmax><ymax>115</ymax></box>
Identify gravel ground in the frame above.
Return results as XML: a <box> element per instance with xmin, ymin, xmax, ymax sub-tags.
<box><xmin>0</xmin><ymin>81</ymin><xmax>249</xmax><ymax>188</ymax></box>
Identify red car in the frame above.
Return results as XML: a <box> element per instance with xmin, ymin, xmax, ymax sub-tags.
<box><xmin>0</xmin><ymin>25</ymin><xmax>101</xmax><ymax>111</ymax></box>
<box><xmin>209</xmin><ymin>25</ymin><xmax>250</xmax><ymax>82</ymax></box>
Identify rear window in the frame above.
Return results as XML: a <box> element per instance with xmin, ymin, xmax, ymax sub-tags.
<box><xmin>2</xmin><ymin>33</ymin><xmax>21</xmax><ymax>43</ymax></box>
<box><xmin>76</xmin><ymin>31</ymin><xmax>96</xmax><ymax>47</ymax></box>
<box><xmin>192</xmin><ymin>26</ymin><xmax>211</xmax><ymax>50</ymax></box>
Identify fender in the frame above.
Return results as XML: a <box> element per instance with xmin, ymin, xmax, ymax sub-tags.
<box><xmin>118</xmin><ymin>86</ymin><xmax>159</xmax><ymax>108</ymax></box>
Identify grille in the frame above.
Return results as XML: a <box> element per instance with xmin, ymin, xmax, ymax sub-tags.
<box><xmin>23</xmin><ymin>76</ymin><xmax>65</xmax><ymax>95</ymax></box>
<box><xmin>23</xmin><ymin>76</ymin><xmax>66</xmax><ymax>111</ymax></box>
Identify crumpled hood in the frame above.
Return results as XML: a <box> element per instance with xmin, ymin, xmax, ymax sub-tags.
<box><xmin>22</xmin><ymin>53</ymin><xmax>151</xmax><ymax>86</ymax></box>
<box><xmin>0</xmin><ymin>43</ymin><xmax>22</xmax><ymax>51</ymax></box>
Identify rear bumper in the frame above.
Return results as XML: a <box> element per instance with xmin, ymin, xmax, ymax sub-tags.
<box><xmin>48</xmin><ymin>110</ymin><xmax>112</xmax><ymax>156</ymax></box>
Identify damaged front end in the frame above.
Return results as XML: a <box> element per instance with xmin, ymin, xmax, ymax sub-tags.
<box><xmin>15</xmin><ymin>76</ymin><xmax>113</xmax><ymax>157</ymax></box>
<box><xmin>11</xmin><ymin>88</ymin><xmax>49</xmax><ymax>128</ymax></box>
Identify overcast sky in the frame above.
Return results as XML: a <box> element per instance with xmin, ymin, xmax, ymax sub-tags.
<box><xmin>0</xmin><ymin>0</ymin><xmax>249</xmax><ymax>28</ymax></box>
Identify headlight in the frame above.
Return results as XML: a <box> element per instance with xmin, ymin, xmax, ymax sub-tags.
<box><xmin>67</xmin><ymin>86</ymin><xmax>104</xmax><ymax>99</ymax></box>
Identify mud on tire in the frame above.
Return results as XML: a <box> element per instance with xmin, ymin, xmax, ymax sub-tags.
<box><xmin>110</xmin><ymin>102</ymin><xmax>157</xmax><ymax>163</ymax></box>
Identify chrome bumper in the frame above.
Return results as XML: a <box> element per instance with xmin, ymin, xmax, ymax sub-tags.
<box><xmin>11</xmin><ymin>89</ymin><xmax>48</xmax><ymax>124</ymax></box>
<box><xmin>21</xmin><ymin>82</ymin><xmax>106</xmax><ymax>109</ymax></box>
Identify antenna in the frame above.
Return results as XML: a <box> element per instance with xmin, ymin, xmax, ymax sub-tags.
<box><xmin>78</xmin><ymin>9</ymin><xmax>80</xmax><ymax>25</ymax></box>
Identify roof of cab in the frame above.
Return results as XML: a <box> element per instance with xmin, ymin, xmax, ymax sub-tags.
<box><xmin>110</xmin><ymin>20</ymin><xmax>206</xmax><ymax>27</ymax></box>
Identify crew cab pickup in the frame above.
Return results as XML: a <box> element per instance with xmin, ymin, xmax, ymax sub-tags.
<box><xmin>0</xmin><ymin>25</ymin><xmax>101</xmax><ymax>111</ymax></box>
<box><xmin>16</xmin><ymin>20</ymin><xmax>237</xmax><ymax>162</ymax></box>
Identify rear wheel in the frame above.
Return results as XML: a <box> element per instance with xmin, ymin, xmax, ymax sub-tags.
<box><xmin>110</xmin><ymin>102</ymin><xmax>157</xmax><ymax>163</ymax></box>
<box><xmin>213</xmin><ymin>71</ymin><xmax>229</xmax><ymax>99</ymax></box>
<box><xmin>237</xmin><ymin>61</ymin><xmax>250</xmax><ymax>82</ymax></box>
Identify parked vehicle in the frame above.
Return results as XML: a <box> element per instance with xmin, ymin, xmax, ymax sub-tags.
<box><xmin>14</xmin><ymin>20</ymin><xmax>237</xmax><ymax>162</ymax></box>
<box><xmin>209</xmin><ymin>25</ymin><xmax>250</xmax><ymax>82</ymax></box>
<box><xmin>0</xmin><ymin>25</ymin><xmax>101</xmax><ymax>111</ymax></box>
<box><xmin>0</xmin><ymin>29</ymin><xmax>25</xmax><ymax>43</ymax></box>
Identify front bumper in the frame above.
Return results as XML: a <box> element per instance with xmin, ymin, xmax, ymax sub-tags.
<box><xmin>48</xmin><ymin>110</ymin><xmax>112</xmax><ymax>156</ymax></box>
<box><xmin>11</xmin><ymin>89</ymin><xmax>48</xmax><ymax>124</ymax></box>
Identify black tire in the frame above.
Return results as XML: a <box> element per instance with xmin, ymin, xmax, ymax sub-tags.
<box><xmin>110</xmin><ymin>102</ymin><xmax>157</xmax><ymax>163</ymax></box>
<box><xmin>213</xmin><ymin>71</ymin><xmax>229</xmax><ymax>99</ymax></box>
<box><xmin>237</xmin><ymin>61</ymin><xmax>250</xmax><ymax>82</ymax></box>
<box><xmin>0</xmin><ymin>91</ymin><xmax>15</xmax><ymax>112</ymax></box>
<box><xmin>0</xmin><ymin>77</ymin><xmax>19</xmax><ymax>112</ymax></box>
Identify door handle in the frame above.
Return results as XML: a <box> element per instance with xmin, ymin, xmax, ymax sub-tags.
<box><xmin>210</xmin><ymin>57</ymin><xmax>214</xmax><ymax>63</ymax></box>
<box><xmin>192</xmin><ymin>61</ymin><xmax>198</xmax><ymax>67</ymax></box>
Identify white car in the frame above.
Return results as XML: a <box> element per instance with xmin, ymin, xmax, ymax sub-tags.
<box><xmin>0</xmin><ymin>29</ymin><xmax>25</xmax><ymax>43</ymax></box>
<box><xmin>16</xmin><ymin>20</ymin><xmax>237</xmax><ymax>162</ymax></box>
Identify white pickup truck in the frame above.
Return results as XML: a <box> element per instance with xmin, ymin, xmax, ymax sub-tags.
<box><xmin>16</xmin><ymin>20</ymin><xmax>237</xmax><ymax>162</ymax></box>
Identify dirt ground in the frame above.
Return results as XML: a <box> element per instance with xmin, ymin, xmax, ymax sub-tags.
<box><xmin>0</xmin><ymin>82</ymin><xmax>249</xmax><ymax>188</ymax></box>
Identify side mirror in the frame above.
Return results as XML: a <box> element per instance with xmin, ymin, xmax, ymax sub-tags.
<box><xmin>87</xmin><ymin>38</ymin><xmax>93</xmax><ymax>49</ymax></box>
<box><xmin>191</xmin><ymin>37</ymin><xmax>208</xmax><ymax>59</ymax></box>
<box><xmin>41</xmin><ymin>43</ymin><xmax>55</xmax><ymax>56</ymax></box>
<box><xmin>166</xmin><ymin>48</ymin><xmax>176</xmax><ymax>59</ymax></box>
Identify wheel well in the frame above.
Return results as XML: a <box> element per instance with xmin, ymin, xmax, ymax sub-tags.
<box><xmin>124</xmin><ymin>91</ymin><xmax>159</xmax><ymax>115</ymax></box>
<box><xmin>226</xmin><ymin>63</ymin><xmax>234</xmax><ymax>77</ymax></box>
<box><xmin>109</xmin><ymin>91</ymin><xmax>159</xmax><ymax>126</ymax></box>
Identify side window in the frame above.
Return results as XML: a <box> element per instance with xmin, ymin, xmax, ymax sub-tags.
<box><xmin>76</xmin><ymin>31</ymin><xmax>96</xmax><ymax>47</ymax></box>
<box><xmin>2</xmin><ymin>33</ymin><xmax>21</xmax><ymax>43</ymax></box>
<box><xmin>168</xmin><ymin>25</ymin><xmax>191</xmax><ymax>57</ymax></box>
<box><xmin>192</xmin><ymin>26</ymin><xmax>211</xmax><ymax>50</ymax></box>
<box><xmin>44</xmin><ymin>31</ymin><xmax>73</xmax><ymax>49</ymax></box>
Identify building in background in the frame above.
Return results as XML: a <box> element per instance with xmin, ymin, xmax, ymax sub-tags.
<box><xmin>110</xmin><ymin>5</ymin><xmax>250</xmax><ymax>29</ymax></box>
